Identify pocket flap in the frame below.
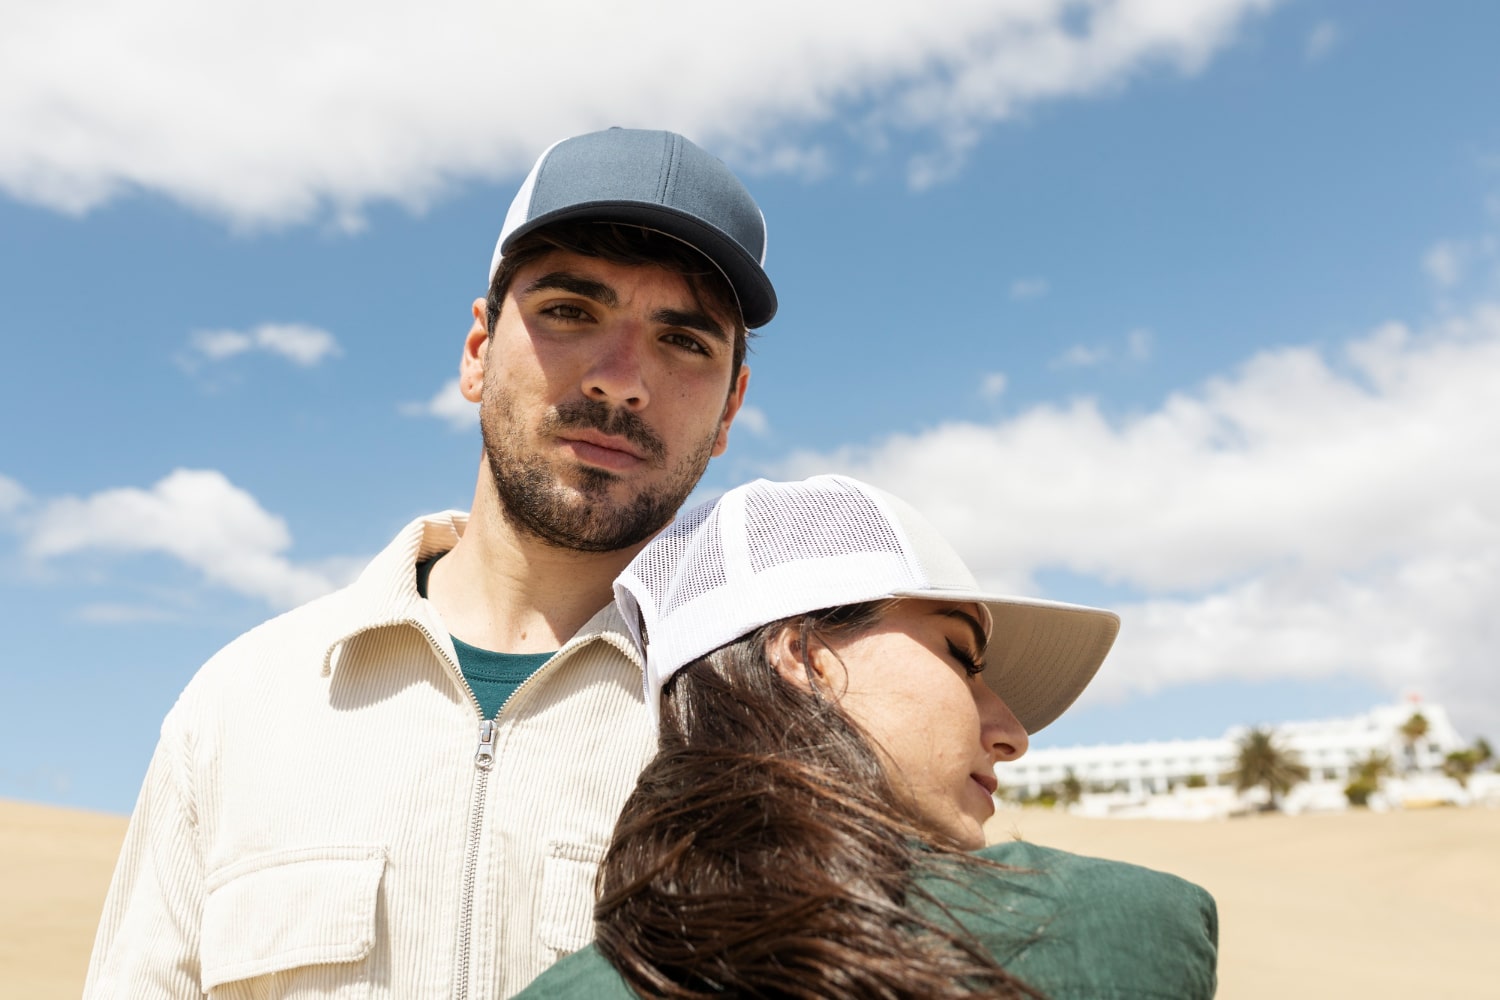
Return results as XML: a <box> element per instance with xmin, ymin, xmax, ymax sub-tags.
<box><xmin>202</xmin><ymin>845</ymin><xmax>387</xmax><ymax>989</ymax></box>
<box><xmin>537</xmin><ymin>840</ymin><xmax>606</xmax><ymax>954</ymax></box>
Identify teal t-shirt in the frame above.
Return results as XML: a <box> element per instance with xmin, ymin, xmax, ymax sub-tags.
<box><xmin>451</xmin><ymin>638</ymin><xmax>552</xmax><ymax>719</ymax></box>
<box><xmin>513</xmin><ymin>841</ymin><xmax>1218</xmax><ymax>999</ymax></box>
<box><xmin>417</xmin><ymin>555</ymin><xmax>556</xmax><ymax>719</ymax></box>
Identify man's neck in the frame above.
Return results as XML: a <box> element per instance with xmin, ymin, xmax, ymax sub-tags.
<box><xmin>423</xmin><ymin>479</ymin><xmax>643</xmax><ymax>654</ymax></box>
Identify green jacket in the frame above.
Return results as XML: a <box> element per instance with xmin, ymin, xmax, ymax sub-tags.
<box><xmin>515</xmin><ymin>840</ymin><xmax>1217</xmax><ymax>998</ymax></box>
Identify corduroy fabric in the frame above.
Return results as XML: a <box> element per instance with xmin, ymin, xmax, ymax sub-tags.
<box><xmin>84</xmin><ymin>512</ymin><xmax>657</xmax><ymax>999</ymax></box>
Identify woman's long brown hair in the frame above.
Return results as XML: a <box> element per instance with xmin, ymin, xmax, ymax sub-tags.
<box><xmin>593</xmin><ymin>602</ymin><xmax>1044</xmax><ymax>999</ymax></box>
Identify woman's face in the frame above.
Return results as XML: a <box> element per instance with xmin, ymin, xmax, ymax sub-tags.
<box><xmin>805</xmin><ymin>600</ymin><xmax>1029</xmax><ymax>850</ymax></box>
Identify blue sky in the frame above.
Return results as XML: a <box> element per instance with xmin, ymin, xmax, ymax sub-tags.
<box><xmin>3</xmin><ymin>0</ymin><xmax>1498</xmax><ymax>814</ymax></box>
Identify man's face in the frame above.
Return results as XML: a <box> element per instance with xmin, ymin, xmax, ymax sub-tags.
<box><xmin>463</xmin><ymin>249</ymin><xmax>748</xmax><ymax>552</ymax></box>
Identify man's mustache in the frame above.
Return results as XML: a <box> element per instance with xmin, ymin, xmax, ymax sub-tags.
<box><xmin>542</xmin><ymin>399</ymin><xmax>668</xmax><ymax>464</ymax></box>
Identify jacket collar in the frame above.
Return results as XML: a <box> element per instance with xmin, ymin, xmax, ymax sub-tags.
<box><xmin>321</xmin><ymin>511</ymin><xmax>641</xmax><ymax>677</ymax></box>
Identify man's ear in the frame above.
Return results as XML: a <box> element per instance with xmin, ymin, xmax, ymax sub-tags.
<box><xmin>711</xmin><ymin>366</ymin><xmax>750</xmax><ymax>457</ymax></box>
<box><xmin>766</xmin><ymin>625</ymin><xmax>843</xmax><ymax>695</ymax></box>
<box><xmin>459</xmin><ymin>298</ymin><xmax>489</xmax><ymax>403</ymax></box>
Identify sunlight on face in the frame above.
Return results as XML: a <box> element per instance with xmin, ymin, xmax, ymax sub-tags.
<box><xmin>815</xmin><ymin>601</ymin><xmax>1029</xmax><ymax>849</ymax></box>
<box><xmin>469</xmin><ymin>250</ymin><xmax>747</xmax><ymax>551</ymax></box>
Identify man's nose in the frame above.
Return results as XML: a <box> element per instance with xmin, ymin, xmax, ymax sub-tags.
<box><xmin>582</xmin><ymin>327</ymin><xmax>649</xmax><ymax>409</ymax></box>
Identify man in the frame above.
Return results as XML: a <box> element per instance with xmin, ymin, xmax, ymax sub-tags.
<box><xmin>84</xmin><ymin>128</ymin><xmax>777</xmax><ymax>999</ymax></box>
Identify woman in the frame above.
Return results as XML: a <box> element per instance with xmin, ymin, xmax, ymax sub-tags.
<box><xmin>519</xmin><ymin>475</ymin><xmax>1217</xmax><ymax>999</ymax></box>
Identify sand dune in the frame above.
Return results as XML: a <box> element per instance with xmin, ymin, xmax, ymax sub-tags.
<box><xmin>0</xmin><ymin>799</ymin><xmax>125</xmax><ymax>1000</ymax></box>
<box><xmin>3</xmin><ymin>797</ymin><xmax>1493</xmax><ymax>998</ymax></box>
<box><xmin>987</xmin><ymin>806</ymin><xmax>1498</xmax><ymax>999</ymax></box>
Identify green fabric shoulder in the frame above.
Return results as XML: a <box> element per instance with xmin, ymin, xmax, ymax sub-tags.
<box><xmin>925</xmin><ymin>840</ymin><xmax>1218</xmax><ymax>999</ymax></box>
<box><xmin>514</xmin><ymin>841</ymin><xmax>1217</xmax><ymax>999</ymax></box>
<box><xmin>512</xmin><ymin>942</ymin><xmax>635</xmax><ymax>999</ymax></box>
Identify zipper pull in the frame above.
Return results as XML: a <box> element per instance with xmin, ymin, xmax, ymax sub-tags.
<box><xmin>474</xmin><ymin>719</ymin><xmax>496</xmax><ymax>769</ymax></box>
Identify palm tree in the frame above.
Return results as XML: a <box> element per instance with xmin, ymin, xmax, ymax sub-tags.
<box><xmin>1399</xmin><ymin>712</ymin><xmax>1430</xmax><ymax>772</ymax></box>
<box><xmin>1353</xmin><ymin>750</ymin><xmax>1394</xmax><ymax>784</ymax></box>
<box><xmin>1230</xmin><ymin>727</ymin><xmax>1310</xmax><ymax>812</ymax></box>
<box><xmin>1443</xmin><ymin>750</ymin><xmax>1478</xmax><ymax>788</ymax></box>
<box><xmin>1059</xmin><ymin>769</ymin><xmax>1083</xmax><ymax>807</ymax></box>
<box><xmin>1344</xmin><ymin>751</ymin><xmax>1394</xmax><ymax>807</ymax></box>
<box><xmin>1442</xmin><ymin>738</ymin><xmax>1496</xmax><ymax>788</ymax></box>
<box><xmin>1474</xmin><ymin>737</ymin><xmax>1494</xmax><ymax>768</ymax></box>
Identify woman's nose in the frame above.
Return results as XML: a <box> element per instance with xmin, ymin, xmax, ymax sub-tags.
<box><xmin>979</xmin><ymin>685</ymin><xmax>1029</xmax><ymax>762</ymax></box>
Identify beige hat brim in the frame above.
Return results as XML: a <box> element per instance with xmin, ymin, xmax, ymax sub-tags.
<box><xmin>889</xmin><ymin>588</ymin><xmax>1120</xmax><ymax>734</ymax></box>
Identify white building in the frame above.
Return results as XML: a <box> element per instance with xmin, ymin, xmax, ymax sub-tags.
<box><xmin>997</xmin><ymin>696</ymin><xmax>1471</xmax><ymax>817</ymax></box>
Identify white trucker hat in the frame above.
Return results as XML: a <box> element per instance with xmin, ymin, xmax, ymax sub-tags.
<box><xmin>614</xmin><ymin>475</ymin><xmax>1120</xmax><ymax>733</ymax></box>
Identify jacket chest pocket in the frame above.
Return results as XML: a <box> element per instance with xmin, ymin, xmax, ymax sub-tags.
<box><xmin>202</xmin><ymin>845</ymin><xmax>387</xmax><ymax>1000</ymax></box>
<box><xmin>536</xmin><ymin>840</ymin><xmax>607</xmax><ymax>959</ymax></box>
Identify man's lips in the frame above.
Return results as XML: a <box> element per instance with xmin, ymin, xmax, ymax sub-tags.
<box><xmin>557</xmin><ymin>431</ymin><xmax>647</xmax><ymax>470</ymax></box>
<box><xmin>972</xmin><ymin>772</ymin><xmax>999</xmax><ymax>796</ymax></box>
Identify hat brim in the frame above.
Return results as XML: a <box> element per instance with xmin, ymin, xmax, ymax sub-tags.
<box><xmin>889</xmin><ymin>588</ymin><xmax>1120</xmax><ymax>734</ymax></box>
<box><xmin>502</xmin><ymin>201</ymin><xmax>778</xmax><ymax>329</ymax></box>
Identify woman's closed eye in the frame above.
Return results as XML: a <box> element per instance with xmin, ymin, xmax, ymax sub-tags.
<box><xmin>947</xmin><ymin>638</ymin><xmax>986</xmax><ymax>677</ymax></box>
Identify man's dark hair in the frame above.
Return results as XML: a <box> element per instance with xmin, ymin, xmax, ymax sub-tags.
<box><xmin>486</xmin><ymin>221</ymin><xmax>753</xmax><ymax>382</ymax></box>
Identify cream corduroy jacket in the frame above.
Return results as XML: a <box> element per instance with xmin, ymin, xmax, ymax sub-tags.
<box><xmin>83</xmin><ymin>512</ymin><xmax>657</xmax><ymax>999</ymax></box>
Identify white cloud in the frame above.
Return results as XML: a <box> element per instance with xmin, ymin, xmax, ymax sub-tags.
<box><xmin>773</xmin><ymin>303</ymin><xmax>1500</xmax><ymax>737</ymax></box>
<box><xmin>26</xmin><ymin>468</ymin><xmax>353</xmax><ymax>608</ymax></box>
<box><xmin>190</xmin><ymin>329</ymin><xmax>254</xmax><ymax>360</ymax></box>
<box><xmin>1423</xmin><ymin>241</ymin><xmax>1465</xmax><ymax>288</ymax></box>
<box><xmin>1053</xmin><ymin>328</ymin><xmax>1152</xmax><ymax>369</ymax></box>
<box><xmin>189</xmin><ymin>323</ymin><xmax>341</xmax><ymax>367</ymax></box>
<box><xmin>1054</xmin><ymin>344</ymin><xmax>1111</xmax><ymax>367</ymax></box>
<box><xmin>0</xmin><ymin>474</ymin><xmax>27</xmax><ymax>516</ymax></box>
<box><xmin>1126</xmin><ymin>327</ymin><xmax>1153</xmax><ymax>361</ymax></box>
<box><xmin>1010</xmin><ymin>277</ymin><xmax>1050</xmax><ymax>300</ymax></box>
<box><xmin>0</xmin><ymin>764</ymin><xmax>71</xmax><ymax>798</ymax></box>
<box><xmin>1304</xmin><ymin>20</ymin><xmax>1339</xmax><ymax>62</ymax></box>
<box><xmin>74</xmin><ymin>603</ymin><xmax>180</xmax><ymax>624</ymax></box>
<box><xmin>0</xmin><ymin>0</ymin><xmax>1281</xmax><ymax>226</ymax></box>
<box><xmin>734</xmin><ymin>404</ymin><xmax>771</xmax><ymax>438</ymax></box>
<box><xmin>253</xmin><ymin>324</ymin><xmax>342</xmax><ymax>365</ymax></box>
<box><xmin>400</xmin><ymin>377</ymin><xmax>478</xmax><ymax>431</ymax></box>
<box><xmin>981</xmin><ymin>372</ymin><xmax>1009</xmax><ymax>399</ymax></box>
<box><xmin>1423</xmin><ymin>237</ymin><xmax>1500</xmax><ymax>296</ymax></box>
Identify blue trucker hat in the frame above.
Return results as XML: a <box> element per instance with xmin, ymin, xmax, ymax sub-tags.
<box><xmin>489</xmin><ymin>128</ymin><xmax>777</xmax><ymax>329</ymax></box>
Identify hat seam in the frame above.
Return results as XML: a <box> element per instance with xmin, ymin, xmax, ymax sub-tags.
<box><xmin>658</xmin><ymin>131</ymin><xmax>677</xmax><ymax>204</ymax></box>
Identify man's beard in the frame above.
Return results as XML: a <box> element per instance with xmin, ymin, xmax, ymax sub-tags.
<box><xmin>482</xmin><ymin>395</ymin><xmax>718</xmax><ymax>553</ymax></box>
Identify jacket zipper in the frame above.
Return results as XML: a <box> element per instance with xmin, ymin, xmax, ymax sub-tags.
<box><xmin>403</xmin><ymin>616</ymin><xmax>635</xmax><ymax>998</ymax></box>
<box><xmin>448</xmin><ymin>639</ymin><xmax>599</xmax><ymax>996</ymax></box>
<box><xmin>407</xmin><ymin>619</ymin><xmax>489</xmax><ymax>1000</ymax></box>
<box><xmin>453</xmin><ymin>719</ymin><xmax>495</xmax><ymax>1000</ymax></box>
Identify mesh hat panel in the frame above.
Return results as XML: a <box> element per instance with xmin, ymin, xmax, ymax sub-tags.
<box><xmin>613</xmin><ymin>475</ymin><xmax>1118</xmax><ymax>733</ymax></box>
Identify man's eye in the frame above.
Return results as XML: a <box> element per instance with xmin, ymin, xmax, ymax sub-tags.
<box><xmin>542</xmin><ymin>303</ymin><xmax>590</xmax><ymax>320</ymax></box>
<box><xmin>663</xmin><ymin>332</ymin><xmax>710</xmax><ymax>356</ymax></box>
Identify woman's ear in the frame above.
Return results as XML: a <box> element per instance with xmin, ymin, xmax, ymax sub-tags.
<box><xmin>765</xmin><ymin>627</ymin><xmax>809</xmax><ymax>690</ymax></box>
<box><xmin>766</xmin><ymin>626</ymin><xmax>843</xmax><ymax>695</ymax></box>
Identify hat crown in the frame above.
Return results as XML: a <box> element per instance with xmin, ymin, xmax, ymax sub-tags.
<box><xmin>615</xmin><ymin>475</ymin><xmax>1121</xmax><ymax>735</ymax></box>
<box><xmin>489</xmin><ymin>128</ymin><xmax>777</xmax><ymax>327</ymax></box>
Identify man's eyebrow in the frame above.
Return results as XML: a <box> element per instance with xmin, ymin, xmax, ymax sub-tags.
<box><xmin>518</xmin><ymin>273</ymin><xmax>729</xmax><ymax>344</ymax></box>
<box><xmin>652</xmin><ymin>308</ymin><xmax>729</xmax><ymax>345</ymax></box>
<box><xmin>941</xmin><ymin>607</ymin><xmax>989</xmax><ymax>658</ymax></box>
<box><xmin>519</xmin><ymin>271</ymin><xmax>619</xmax><ymax>306</ymax></box>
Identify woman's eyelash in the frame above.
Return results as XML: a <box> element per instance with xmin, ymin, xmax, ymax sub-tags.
<box><xmin>947</xmin><ymin>639</ymin><xmax>986</xmax><ymax>677</ymax></box>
